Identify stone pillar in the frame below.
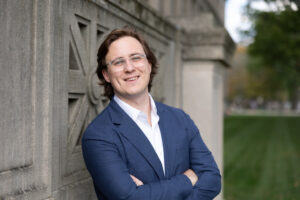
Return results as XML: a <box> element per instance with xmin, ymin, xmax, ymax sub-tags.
<box><xmin>183</xmin><ymin>61</ymin><xmax>225</xmax><ymax>182</ymax></box>
<box><xmin>180</xmin><ymin>15</ymin><xmax>235</xmax><ymax>200</ymax></box>
<box><xmin>0</xmin><ymin>0</ymin><xmax>54</xmax><ymax>199</ymax></box>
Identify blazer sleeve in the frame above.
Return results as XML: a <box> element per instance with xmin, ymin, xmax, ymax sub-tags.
<box><xmin>182</xmin><ymin>112</ymin><xmax>222</xmax><ymax>200</ymax></box>
<box><xmin>82</xmin><ymin>125</ymin><xmax>193</xmax><ymax>200</ymax></box>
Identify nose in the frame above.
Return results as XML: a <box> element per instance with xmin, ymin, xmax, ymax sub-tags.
<box><xmin>123</xmin><ymin>59</ymin><xmax>135</xmax><ymax>72</ymax></box>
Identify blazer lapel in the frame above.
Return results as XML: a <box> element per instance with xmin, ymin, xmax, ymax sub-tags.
<box><xmin>108</xmin><ymin>100</ymin><xmax>165</xmax><ymax>179</ymax></box>
<box><xmin>156</xmin><ymin>102</ymin><xmax>178</xmax><ymax>179</ymax></box>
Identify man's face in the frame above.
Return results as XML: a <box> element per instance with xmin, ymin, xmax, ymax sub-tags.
<box><xmin>102</xmin><ymin>36</ymin><xmax>152</xmax><ymax>100</ymax></box>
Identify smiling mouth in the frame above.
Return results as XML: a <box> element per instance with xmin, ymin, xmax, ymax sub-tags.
<box><xmin>124</xmin><ymin>76</ymin><xmax>139</xmax><ymax>82</ymax></box>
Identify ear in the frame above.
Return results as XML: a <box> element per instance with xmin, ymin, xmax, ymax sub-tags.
<box><xmin>102</xmin><ymin>69</ymin><xmax>111</xmax><ymax>83</ymax></box>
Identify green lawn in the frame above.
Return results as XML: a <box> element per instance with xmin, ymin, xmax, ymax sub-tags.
<box><xmin>224</xmin><ymin>115</ymin><xmax>300</xmax><ymax>200</ymax></box>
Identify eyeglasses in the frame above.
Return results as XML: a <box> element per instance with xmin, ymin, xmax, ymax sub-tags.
<box><xmin>106</xmin><ymin>54</ymin><xmax>147</xmax><ymax>71</ymax></box>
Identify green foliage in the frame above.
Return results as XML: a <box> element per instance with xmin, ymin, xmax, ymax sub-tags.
<box><xmin>224</xmin><ymin>115</ymin><xmax>300</xmax><ymax>200</ymax></box>
<box><xmin>246</xmin><ymin>55</ymin><xmax>287</xmax><ymax>100</ymax></box>
<box><xmin>244</xmin><ymin>0</ymin><xmax>300</xmax><ymax>106</ymax></box>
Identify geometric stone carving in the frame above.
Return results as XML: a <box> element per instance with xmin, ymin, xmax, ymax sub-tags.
<box><xmin>64</xmin><ymin>12</ymin><xmax>109</xmax><ymax>179</ymax></box>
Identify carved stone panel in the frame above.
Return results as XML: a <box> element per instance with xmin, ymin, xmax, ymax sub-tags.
<box><xmin>62</xmin><ymin>12</ymin><xmax>109</xmax><ymax>183</ymax></box>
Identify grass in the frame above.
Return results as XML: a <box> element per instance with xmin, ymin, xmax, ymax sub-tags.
<box><xmin>224</xmin><ymin>115</ymin><xmax>300</xmax><ymax>200</ymax></box>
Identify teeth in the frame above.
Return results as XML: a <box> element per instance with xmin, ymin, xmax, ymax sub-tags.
<box><xmin>127</xmin><ymin>77</ymin><xmax>138</xmax><ymax>81</ymax></box>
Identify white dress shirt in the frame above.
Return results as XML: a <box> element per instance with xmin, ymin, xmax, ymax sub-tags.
<box><xmin>114</xmin><ymin>95</ymin><xmax>165</xmax><ymax>174</ymax></box>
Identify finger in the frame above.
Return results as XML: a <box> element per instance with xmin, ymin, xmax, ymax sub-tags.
<box><xmin>130</xmin><ymin>175</ymin><xmax>144</xmax><ymax>186</ymax></box>
<box><xmin>130</xmin><ymin>175</ymin><xmax>143</xmax><ymax>186</ymax></box>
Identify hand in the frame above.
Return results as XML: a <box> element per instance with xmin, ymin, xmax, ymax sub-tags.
<box><xmin>184</xmin><ymin>169</ymin><xmax>198</xmax><ymax>186</ymax></box>
<box><xmin>130</xmin><ymin>174</ymin><xmax>144</xmax><ymax>186</ymax></box>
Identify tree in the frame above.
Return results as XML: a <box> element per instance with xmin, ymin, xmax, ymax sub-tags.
<box><xmin>244</xmin><ymin>0</ymin><xmax>300</xmax><ymax>108</ymax></box>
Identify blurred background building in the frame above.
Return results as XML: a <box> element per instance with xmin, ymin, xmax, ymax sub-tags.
<box><xmin>0</xmin><ymin>0</ymin><xmax>235</xmax><ymax>199</ymax></box>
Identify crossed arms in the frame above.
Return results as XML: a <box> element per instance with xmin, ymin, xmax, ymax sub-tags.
<box><xmin>130</xmin><ymin>169</ymin><xmax>198</xmax><ymax>191</ymax></box>
<box><xmin>82</xmin><ymin>112</ymin><xmax>221</xmax><ymax>200</ymax></box>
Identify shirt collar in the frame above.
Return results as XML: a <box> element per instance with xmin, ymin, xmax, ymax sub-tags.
<box><xmin>113</xmin><ymin>94</ymin><xmax>158</xmax><ymax>121</ymax></box>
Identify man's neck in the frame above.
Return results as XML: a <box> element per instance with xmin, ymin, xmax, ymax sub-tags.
<box><xmin>116</xmin><ymin>93</ymin><xmax>151</xmax><ymax>117</ymax></box>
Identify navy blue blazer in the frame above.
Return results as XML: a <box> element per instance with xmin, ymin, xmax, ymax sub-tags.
<box><xmin>82</xmin><ymin>99</ymin><xmax>221</xmax><ymax>200</ymax></box>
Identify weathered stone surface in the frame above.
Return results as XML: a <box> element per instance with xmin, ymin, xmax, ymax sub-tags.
<box><xmin>0</xmin><ymin>0</ymin><xmax>53</xmax><ymax>199</ymax></box>
<box><xmin>0</xmin><ymin>0</ymin><xmax>234</xmax><ymax>199</ymax></box>
<box><xmin>182</xmin><ymin>28</ymin><xmax>235</xmax><ymax>67</ymax></box>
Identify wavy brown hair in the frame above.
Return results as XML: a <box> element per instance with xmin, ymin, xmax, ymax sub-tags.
<box><xmin>96</xmin><ymin>26</ymin><xmax>158</xmax><ymax>100</ymax></box>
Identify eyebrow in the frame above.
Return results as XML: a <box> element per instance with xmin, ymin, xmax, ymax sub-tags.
<box><xmin>111</xmin><ymin>53</ymin><xmax>144</xmax><ymax>61</ymax></box>
<box><xmin>129</xmin><ymin>53</ymin><xmax>143</xmax><ymax>56</ymax></box>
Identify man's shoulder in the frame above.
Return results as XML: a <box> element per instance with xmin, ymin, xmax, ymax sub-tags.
<box><xmin>82</xmin><ymin>104</ymin><xmax>113</xmax><ymax>140</ymax></box>
<box><xmin>155</xmin><ymin>101</ymin><xmax>187</xmax><ymax>118</ymax></box>
<box><xmin>156</xmin><ymin>102</ymin><xmax>198</xmax><ymax>136</ymax></box>
<box><xmin>91</xmin><ymin>104</ymin><xmax>112</xmax><ymax>126</ymax></box>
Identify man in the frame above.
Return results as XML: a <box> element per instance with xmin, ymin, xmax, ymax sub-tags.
<box><xmin>82</xmin><ymin>27</ymin><xmax>221</xmax><ymax>200</ymax></box>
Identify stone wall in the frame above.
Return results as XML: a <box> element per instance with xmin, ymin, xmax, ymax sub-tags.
<box><xmin>0</xmin><ymin>0</ymin><xmax>234</xmax><ymax>199</ymax></box>
<box><xmin>147</xmin><ymin>0</ymin><xmax>224</xmax><ymax>24</ymax></box>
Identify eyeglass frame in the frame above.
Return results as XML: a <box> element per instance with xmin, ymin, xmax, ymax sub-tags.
<box><xmin>105</xmin><ymin>53</ymin><xmax>147</xmax><ymax>70</ymax></box>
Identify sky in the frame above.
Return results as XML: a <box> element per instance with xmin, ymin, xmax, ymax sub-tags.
<box><xmin>225</xmin><ymin>0</ymin><xmax>299</xmax><ymax>43</ymax></box>
<box><xmin>225</xmin><ymin>0</ymin><xmax>249</xmax><ymax>43</ymax></box>
<box><xmin>224</xmin><ymin>0</ymin><xmax>279</xmax><ymax>43</ymax></box>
